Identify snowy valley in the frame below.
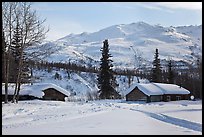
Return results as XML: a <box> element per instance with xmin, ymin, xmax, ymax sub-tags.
<box><xmin>2</xmin><ymin>2</ymin><xmax>202</xmax><ymax>135</ymax></box>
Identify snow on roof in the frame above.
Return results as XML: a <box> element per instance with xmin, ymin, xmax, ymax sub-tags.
<box><xmin>2</xmin><ymin>83</ymin><xmax>71</xmax><ymax>98</ymax></box>
<box><xmin>125</xmin><ymin>83</ymin><xmax>190</xmax><ymax>96</ymax></box>
<box><xmin>40</xmin><ymin>83</ymin><xmax>71</xmax><ymax>96</ymax></box>
<box><xmin>152</xmin><ymin>83</ymin><xmax>191</xmax><ymax>95</ymax></box>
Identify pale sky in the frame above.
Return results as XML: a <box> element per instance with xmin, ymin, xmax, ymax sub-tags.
<box><xmin>32</xmin><ymin>2</ymin><xmax>202</xmax><ymax>41</ymax></box>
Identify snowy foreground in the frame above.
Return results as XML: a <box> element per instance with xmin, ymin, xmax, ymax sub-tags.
<box><xmin>2</xmin><ymin>99</ymin><xmax>202</xmax><ymax>135</ymax></box>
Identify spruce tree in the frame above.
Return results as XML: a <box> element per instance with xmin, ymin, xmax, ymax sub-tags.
<box><xmin>11</xmin><ymin>21</ymin><xmax>30</xmax><ymax>84</ymax></box>
<box><xmin>2</xmin><ymin>30</ymin><xmax>8</xmax><ymax>103</ymax></box>
<box><xmin>97</xmin><ymin>40</ymin><xmax>121</xmax><ymax>99</ymax></box>
<box><xmin>151</xmin><ymin>48</ymin><xmax>162</xmax><ymax>82</ymax></box>
<box><xmin>2</xmin><ymin>31</ymin><xmax>6</xmax><ymax>82</ymax></box>
<box><xmin>167</xmin><ymin>59</ymin><xmax>174</xmax><ymax>84</ymax></box>
<box><xmin>11</xmin><ymin>21</ymin><xmax>30</xmax><ymax>103</ymax></box>
<box><xmin>10</xmin><ymin>20</ymin><xmax>22</xmax><ymax>82</ymax></box>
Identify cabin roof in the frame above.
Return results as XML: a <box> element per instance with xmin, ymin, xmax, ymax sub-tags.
<box><xmin>125</xmin><ymin>82</ymin><xmax>190</xmax><ymax>96</ymax></box>
<box><xmin>2</xmin><ymin>83</ymin><xmax>71</xmax><ymax>98</ymax></box>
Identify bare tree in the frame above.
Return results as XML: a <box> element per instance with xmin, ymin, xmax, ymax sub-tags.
<box><xmin>86</xmin><ymin>91</ymin><xmax>99</xmax><ymax>101</ymax></box>
<box><xmin>2</xmin><ymin>2</ymin><xmax>50</xmax><ymax>103</ymax></box>
<box><xmin>2</xmin><ymin>2</ymin><xmax>18</xmax><ymax>103</ymax></box>
<box><xmin>130</xmin><ymin>46</ymin><xmax>144</xmax><ymax>69</ymax></box>
<box><xmin>13</xmin><ymin>2</ymin><xmax>50</xmax><ymax>103</ymax></box>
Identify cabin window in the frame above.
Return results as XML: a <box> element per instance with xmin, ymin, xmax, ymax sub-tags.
<box><xmin>167</xmin><ymin>96</ymin><xmax>171</xmax><ymax>101</ymax></box>
<box><xmin>176</xmin><ymin>96</ymin><xmax>181</xmax><ymax>101</ymax></box>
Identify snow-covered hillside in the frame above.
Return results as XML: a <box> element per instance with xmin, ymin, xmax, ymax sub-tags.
<box><xmin>42</xmin><ymin>21</ymin><xmax>202</xmax><ymax>69</ymax></box>
<box><xmin>33</xmin><ymin>68</ymin><xmax>98</xmax><ymax>99</ymax></box>
<box><xmin>32</xmin><ymin>68</ymin><xmax>148</xmax><ymax>98</ymax></box>
<box><xmin>2</xmin><ymin>100</ymin><xmax>202</xmax><ymax>135</ymax></box>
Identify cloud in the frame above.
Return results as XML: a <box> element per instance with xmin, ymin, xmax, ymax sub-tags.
<box><xmin>135</xmin><ymin>2</ymin><xmax>174</xmax><ymax>13</ymax></box>
<box><xmin>131</xmin><ymin>2</ymin><xmax>202</xmax><ymax>13</ymax></box>
<box><xmin>156</xmin><ymin>2</ymin><xmax>202</xmax><ymax>10</ymax></box>
<box><xmin>149</xmin><ymin>2</ymin><xmax>202</xmax><ymax>11</ymax></box>
<box><xmin>102</xmin><ymin>2</ymin><xmax>174</xmax><ymax>13</ymax></box>
<box><xmin>135</xmin><ymin>2</ymin><xmax>162</xmax><ymax>10</ymax></box>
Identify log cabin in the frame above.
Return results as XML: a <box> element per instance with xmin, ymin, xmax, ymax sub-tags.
<box><xmin>125</xmin><ymin>83</ymin><xmax>190</xmax><ymax>103</ymax></box>
<box><xmin>2</xmin><ymin>83</ymin><xmax>70</xmax><ymax>102</ymax></box>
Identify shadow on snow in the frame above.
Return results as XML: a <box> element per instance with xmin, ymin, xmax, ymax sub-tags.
<box><xmin>130</xmin><ymin>108</ymin><xmax>202</xmax><ymax>132</ymax></box>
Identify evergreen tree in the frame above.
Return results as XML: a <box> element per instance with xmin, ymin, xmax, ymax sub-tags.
<box><xmin>151</xmin><ymin>48</ymin><xmax>162</xmax><ymax>82</ymax></box>
<box><xmin>2</xmin><ymin>30</ymin><xmax>8</xmax><ymax>103</ymax></box>
<box><xmin>54</xmin><ymin>72</ymin><xmax>62</xmax><ymax>80</ymax></box>
<box><xmin>197</xmin><ymin>58</ymin><xmax>202</xmax><ymax>99</ymax></box>
<box><xmin>2</xmin><ymin>31</ymin><xmax>6</xmax><ymax>82</ymax></box>
<box><xmin>97</xmin><ymin>40</ymin><xmax>121</xmax><ymax>99</ymax></box>
<box><xmin>10</xmin><ymin>20</ymin><xmax>22</xmax><ymax>82</ymax></box>
<box><xmin>128</xmin><ymin>75</ymin><xmax>132</xmax><ymax>88</ymax></box>
<box><xmin>11</xmin><ymin>20</ymin><xmax>31</xmax><ymax>103</ymax></box>
<box><xmin>10</xmin><ymin>20</ymin><xmax>30</xmax><ymax>83</ymax></box>
<box><xmin>167</xmin><ymin>59</ymin><xmax>174</xmax><ymax>84</ymax></box>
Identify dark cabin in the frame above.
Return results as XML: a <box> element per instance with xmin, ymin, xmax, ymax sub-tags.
<box><xmin>125</xmin><ymin>83</ymin><xmax>190</xmax><ymax>103</ymax></box>
<box><xmin>2</xmin><ymin>83</ymin><xmax>70</xmax><ymax>102</ymax></box>
<box><xmin>126</xmin><ymin>87</ymin><xmax>149</xmax><ymax>102</ymax></box>
<box><xmin>42</xmin><ymin>88</ymin><xmax>68</xmax><ymax>101</ymax></box>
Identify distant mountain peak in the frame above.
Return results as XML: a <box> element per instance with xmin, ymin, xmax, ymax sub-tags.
<box><xmin>44</xmin><ymin>22</ymin><xmax>201</xmax><ymax>69</ymax></box>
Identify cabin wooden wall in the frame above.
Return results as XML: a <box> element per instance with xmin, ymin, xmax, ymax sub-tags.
<box><xmin>126</xmin><ymin>87</ymin><xmax>147</xmax><ymax>101</ymax></box>
<box><xmin>43</xmin><ymin>88</ymin><xmax>68</xmax><ymax>101</ymax></box>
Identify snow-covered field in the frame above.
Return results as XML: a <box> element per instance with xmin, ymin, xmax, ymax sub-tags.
<box><xmin>2</xmin><ymin>99</ymin><xmax>202</xmax><ymax>135</ymax></box>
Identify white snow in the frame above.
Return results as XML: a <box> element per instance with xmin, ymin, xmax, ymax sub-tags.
<box><xmin>125</xmin><ymin>83</ymin><xmax>190</xmax><ymax>96</ymax></box>
<box><xmin>152</xmin><ymin>83</ymin><xmax>190</xmax><ymax>95</ymax></box>
<box><xmin>2</xmin><ymin>99</ymin><xmax>202</xmax><ymax>135</ymax></box>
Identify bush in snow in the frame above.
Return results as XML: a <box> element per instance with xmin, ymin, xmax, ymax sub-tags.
<box><xmin>86</xmin><ymin>91</ymin><xmax>99</xmax><ymax>101</ymax></box>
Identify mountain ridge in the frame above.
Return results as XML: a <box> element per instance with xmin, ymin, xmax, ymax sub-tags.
<box><xmin>41</xmin><ymin>21</ymin><xmax>202</xmax><ymax>70</ymax></box>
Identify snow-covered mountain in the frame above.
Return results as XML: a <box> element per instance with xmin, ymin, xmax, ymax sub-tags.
<box><xmin>42</xmin><ymin>21</ymin><xmax>202</xmax><ymax>70</ymax></box>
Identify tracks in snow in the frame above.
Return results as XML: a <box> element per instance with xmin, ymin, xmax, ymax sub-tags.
<box><xmin>130</xmin><ymin>108</ymin><xmax>202</xmax><ymax>132</ymax></box>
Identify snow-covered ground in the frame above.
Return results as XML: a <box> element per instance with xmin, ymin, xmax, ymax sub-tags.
<box><xmin>2</xmin><ymin>99</ymin><xmax>202</xmax><ymax>135</ymax></box>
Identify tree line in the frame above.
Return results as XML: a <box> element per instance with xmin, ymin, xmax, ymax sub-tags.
<box><xmin>96</xmin><ymin>42</ymin><xmax>202</xmax><ymax>99</ymax></box>
<box><xmin>149</xmin><ymin>48</ymin><xmax>202</xmax><ymax>99</ymax></box>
